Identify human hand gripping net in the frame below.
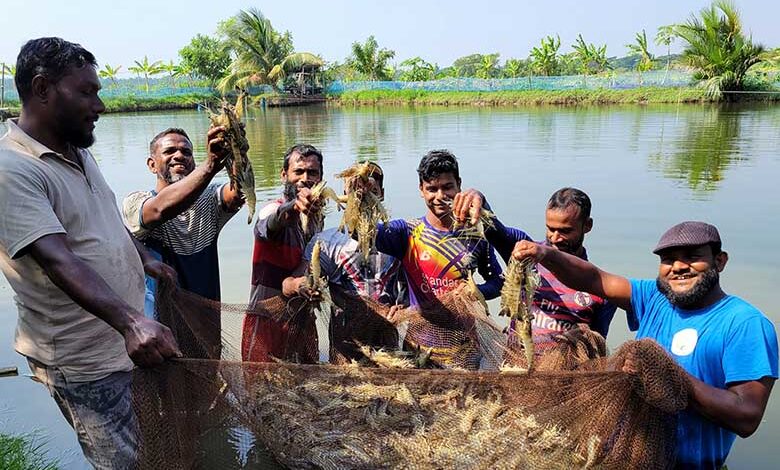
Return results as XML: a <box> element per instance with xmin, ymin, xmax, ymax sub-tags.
<box><xmin>128</xmin><ymin>277</ymin><xmax>693</xmax><ymax>469</ymax></box>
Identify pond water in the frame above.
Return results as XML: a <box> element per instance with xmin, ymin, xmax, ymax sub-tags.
<box><xmin>1</xmin><ymin>103</ymin><xmax>779</xmax><ymax>468</ymax></box>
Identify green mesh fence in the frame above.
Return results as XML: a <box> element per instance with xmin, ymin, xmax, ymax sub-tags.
<box><xmin>326</xmin><ymin>70</ymin><xmax>695</xmax><ymax>94</ymax></box>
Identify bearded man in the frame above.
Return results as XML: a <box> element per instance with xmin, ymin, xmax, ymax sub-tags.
<box><xmin>242</xmin><ymin>143</ymin><xmax>324</xmax><ymax>362</ymax></box>
<box><xmin>123</xmin><ymin>127</ymin><xmax>244</xmax><ymax>314</ymax></box>
<box><xmin>0</xmin><ymin>37</ymin><xmax>179</xmax><ymax>468</ymax></box>
<box><xmin>510</xmin><ymin>221</ymin><xmax>778</xmax><ymax>469</ymax></box>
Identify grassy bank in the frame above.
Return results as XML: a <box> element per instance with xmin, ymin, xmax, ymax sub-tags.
<box><xmin>0</xmin><ymin>433</ymin><xmax>58</xmax><ymax>470</ymax></box>
<box><xmin>1</xmin><ymin>92</ymin><xmax>219</xmax><ymax>119</ymax></box>
<box><xmin>328</xmin><ymin>87</ymin><xmax>778</xmax><ymax>106</ymax></box>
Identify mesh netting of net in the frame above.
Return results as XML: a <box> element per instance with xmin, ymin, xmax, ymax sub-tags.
<box><xmin>129</xmin><ymin>278</ymin><xmax>692</xmax><ymax>469</ymax></box>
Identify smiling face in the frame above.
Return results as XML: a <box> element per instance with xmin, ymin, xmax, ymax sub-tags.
<box><xmin>50</xmin><ymin>65</ymin><xmax>105</xmax><ymax>148</ymax></box>
<box><xmin>148</xmin><ymin>133</ymin><xmax>195</xmax><ymax>185</ymax></box>
<box><xmin>419</xmin><ymin>172</ymin><xmax>461</xmax><ymax>220</ymax></box>
<box><xmin>655</xmin><ymin>244</ymin><xmax>728</xmax><ymax>309</ymax></box>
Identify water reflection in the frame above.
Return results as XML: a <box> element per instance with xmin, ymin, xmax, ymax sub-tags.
<box><xmin>649</xmin><ymin>106</ymin><xmax>746</xmax><ymax>195</ymax></box>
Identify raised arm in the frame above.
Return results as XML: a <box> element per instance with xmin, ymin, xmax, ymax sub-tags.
<box><xmin>29</xmin><ymin>233</ymin><xmax>180</xmax><ymax>366</ymax></box>
<box><xmin>221</xmin><ymin>183</ymin><xmax>245</xmax><ymax>212</ymax></box>
<box><xmin>141</xmin><ymin>126</ymin><xmax>228</xmax><ymax>228</ymax></box>
<box><xmin>452</xmin><ymin>189</ymin><xmax>532</xmax><ymax>262</ymax></box>
<box><xmin>265</xmin><ymin>187</ymin><xmax>317</xmax><ymax>237</ymax></box>
<box><xmin>512</xmin><ymin>240</ymin><xmax>633</xmax><ymax>312</ymax></box>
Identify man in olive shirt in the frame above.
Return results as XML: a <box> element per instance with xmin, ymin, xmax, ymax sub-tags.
<box><xmin>0</xmin><ymin>38</ymin><xmax>179</xmax><ymax>469</ymax></box>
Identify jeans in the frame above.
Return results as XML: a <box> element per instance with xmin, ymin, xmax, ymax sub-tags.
<box><xmin>29</xmin><ymin>360</ymin><xmax>137</xmax><ymax>470</ymax></box>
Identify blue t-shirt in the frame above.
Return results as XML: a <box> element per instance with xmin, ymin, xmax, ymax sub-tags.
<box><xmin>629</xmin><ymin>279</ymin><xmax>779</xmax><ymax>469</ymax></box>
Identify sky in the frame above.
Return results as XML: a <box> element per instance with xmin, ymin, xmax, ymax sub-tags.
<box><xmin>2</xmin><ymin>0</ymin><xmax>779</xmax><ymax>77</ymax></box>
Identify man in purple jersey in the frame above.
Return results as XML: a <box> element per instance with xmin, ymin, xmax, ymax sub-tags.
<box><xmin>457</xmin><ymin>187</ymin><xmax>616</xmax><ymax>342</ymax></box>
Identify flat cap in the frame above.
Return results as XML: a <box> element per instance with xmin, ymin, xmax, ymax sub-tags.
<box><xmin>653</xmin><ymin>221</ymin><xmax>721</xmax><ymax>254</ymax></box>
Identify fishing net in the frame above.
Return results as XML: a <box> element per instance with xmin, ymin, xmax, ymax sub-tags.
<box><xmin>128</xmin><ymin>278</ymin><xmax>692</xmax><ymax>469</ymax></box>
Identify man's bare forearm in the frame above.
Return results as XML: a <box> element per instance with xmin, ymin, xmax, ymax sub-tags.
<box><xmin>129</xmin><ymin>230</ymin><xmax>154</xmax><ymax>268</ymax></box>
<box><xmin>30</xmin><ymin>235</ymin><xmax>141</xmax><ymax>335</ymax></box>
<box><xmin>142</xmin><ymin>163</ymin><xmax>218</xmax><ymax>227</ymax></box>
<box><xmin>689</xmin><ymin>376</ymin><xmax>774</xmax><ymax>438</ymax></box>
<box><xmin>540</xmin><ymin>248</ymin><xmax>602</xmax><ymax>293</ymax></box>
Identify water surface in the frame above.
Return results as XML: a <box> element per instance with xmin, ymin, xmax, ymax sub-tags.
<box><xmin>1</xmin><ymin>103</ymin><xmax>778</xmax><ymax>468</ymax></box>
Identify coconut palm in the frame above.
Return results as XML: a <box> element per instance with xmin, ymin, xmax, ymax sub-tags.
<box><xmin>529</xmin><ymin>35</ymin><xmax>561</xmax><ymax>76</ymax></box>
<box><xmin>655</xmin><ymin>25</ymin><xmax>676</xmax><ymax>84</ymax></box>
<box><xmin>128</xmin><ymin>56</ymin><xmax>163</xmax><ymax>92</ymax></box>
<box><xmin>626</xmin><ymin>30</ymin><xmax>655</xmax><ymax>85</ymax></box>
<box><xmin>218</xmin><ymin>8</ymin><xmax>323</xmax><ymax>94</ymax></box>
<box><xmin>98</xmin><ymin>63</ymin><xmax>122</xmax><ymax>87</ymax></box>
<box><xmin>672</xmin><ymin>0</ymin><xmax>765</xmax><ymax>98</ymax></box>
<box><xmin>349</xmin><ymin>36</ymin><xmax>395</xmax><ymax>81</ymax></box>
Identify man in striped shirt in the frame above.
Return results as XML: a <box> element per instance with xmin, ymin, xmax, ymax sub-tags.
<box><xmin>242</xmin><ymin>144</ymin><xmax>324</xmax><ymax>362</ymax></box>
<box><xmin>123</xmin><ymin>127</ymin><xmax>244</xmax><ymax>311</ymax></box>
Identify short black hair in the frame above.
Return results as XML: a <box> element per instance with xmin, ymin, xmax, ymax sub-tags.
<box><xmin>15</xmin><ymin>37</ymin><xmax>97</xmax><ymax>103</ymax></box>
<box><xmin>417</xmin><ymin>149</ymin><xmax>460</xmax><ymax>184</ymax></box>
<box><xmin>149</xmin><ymin>128</ymin><xmax>191</xmax><ymax>154</ymax></box>
<box><xmin>284</xmin><ymin>144</ymin><xmax>323</xmax><ymax>171</ymax></box>
<box><xmin>547</xmin><ymin>187</ymin><xmax>592</xmax><ymax>221</ymax></box>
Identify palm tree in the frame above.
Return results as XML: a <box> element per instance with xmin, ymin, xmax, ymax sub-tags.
<box><xmin>128</xmin><ymin>56</ymin><xmax>163</xmax><ymax>92</ymax></box>
<box><xmin>349</xmin><ymin>36</ymin><xmax>395</xmax><ymax>81</ymax></box>
<box><xmin>672</xmin><ymin>0</ymin><xmax>765</xmax><ymax>98</ymax></box>
<box><xmin>626</xmin><ymin>30</ymin><xmax>655</xmax><ymax>85</ymax></box>
<box><xmin>476</xmin><ymin>54</ymin><xmax>500</xmax><ymax>79</ymax></box>
<box><xmin>655</xmin><ymin>25</ymin><xmax>676</xmax><ymax>84</ymax></box>
<box><xmin>218</xmin><ymin>8</ymin><xmax>323</xmax><ymax>94</ymax></box>
<box><xmin>98</xmin><ymin>63</ymin><xmax>122</xmax><ymax>88</ymax></box>
<box><xmin>530</xmin><ymin>35</ymin><xmax>561</xmax><ymax>76</ymax></box>
<box><xmin>173</xmin><ymin>63</ymin><xmax>195</xmax><ymax>87</ymax></box>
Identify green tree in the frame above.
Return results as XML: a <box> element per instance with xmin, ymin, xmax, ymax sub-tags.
<box><xmin>655</xmin><ymin>25</ymin><xmax>676</xmax><ymax>84</ymax></box>
<box><xmin>348</xmin><ymin>36</ymin><xmax>395</xmax><ymax>81</ymax></box>
<box><xmin>128</xmin><ymin>56</ymin><xmax>163</xmax><ymax>92</ymax></box>
<box><xmin>435</xmin><ymin>65</ymin><xmax>461</xmax><ymax>79</ymax></box>
<box><xmin>399</xmin><ymin>57</ymin><xmax>435</xmax><ymax>81</ymax></box>
<box><xmin>572</xmin><ymin>34</ymin><xmax>610</xmax><ymax>76</ymax></box>
<box><xmin>179</xmin><ymin>34</ymin><xmax>231</xmax><ymax>87</ymax></box>
<box><xmin>672</xmin><ymin>0</ymin><xmax>765</xmax><ymax>98</ymax></box>
<box><xmin>626</xmin><ymin>30</ymin><xmax>655</xmax><ymax>84</ymax></box>
<box><xmin>476</xmin><ymin>53</ymin><xmax>500</xmax><ymax>79</ymax></box>
<box><xmin>503</xmin><ymin>58</ymin><xmax>525</xmax><ymax>78</ymax></box>
<box><xmin>218</xmin><ymin>8</ymin><xmax>322</xmax><ymax>94</ymax></box>
<box><xmin>98</xmin><ymin>63</ymin><xmax>122</xmax><ymax>87</ymax></box>
<box><xmin>529</xmin><ymin>35</ymin><xmax>561</xmax><ymax>76</ymax></box>
<box><xmin>452</xmin><ymin>54</ymin><xmax>488</xmax><ymax>77</ymax></box>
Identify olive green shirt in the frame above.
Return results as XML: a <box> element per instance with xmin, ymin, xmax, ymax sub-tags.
<box><xmin>0</xmin><ymin>120</ymin><xmax>140</xmax><ymax>384</ymax></box>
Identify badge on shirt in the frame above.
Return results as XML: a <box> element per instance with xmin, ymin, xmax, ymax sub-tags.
<box><xmin>671</xmin><ymin>328</ymin><xmax>699</xmax><ymax>356</ymax></box>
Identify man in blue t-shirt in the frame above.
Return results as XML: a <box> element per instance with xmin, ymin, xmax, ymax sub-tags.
<box><xmin>510</xmin><ymin>221</ymin><xmax>778</xmax><ymax>469</ymax></box>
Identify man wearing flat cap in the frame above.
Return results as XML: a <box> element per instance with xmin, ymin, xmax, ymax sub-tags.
<box><xmin>510</xmin><ymin>221</ymin><xmax>778</xmax><ymax>469</ymax></box>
